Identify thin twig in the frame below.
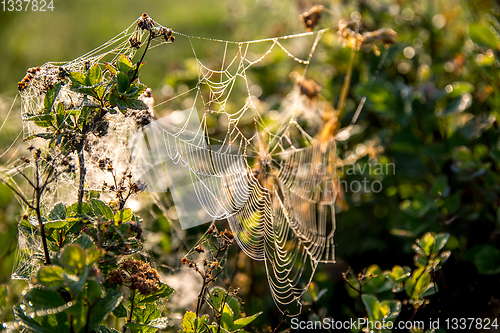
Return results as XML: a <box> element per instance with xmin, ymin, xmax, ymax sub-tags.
<box><xmin>337</xmin><ymin>47</ymin><xmax>357</xmax><ymax>116</ymax></box>
<box><xmin>77</xmin><ymin>148</ymin><xmax>86</xmax><ymax>214</ymax></box>
<box><xmin>130</xmin><ymin>32</ymin><xmax>153</xmax><ymax>83</ymax></box>
<box><xmin>0</xmin><ymin>178</ymin><xmax>35</xmax><ymax>210</ymax></box>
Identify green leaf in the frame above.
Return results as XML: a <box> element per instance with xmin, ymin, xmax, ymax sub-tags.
<box><xmin>117</xmin><ymin>72</ymin><xmax>130</xmax><ymax>94</ymax></box>
<box><xmin>86</xmin><ymin>64</ymin><xmax>103</xmax><ymax>86</ymax></box>
<box><xmin>447</xmin><ymin>81</ymin><xmax>475</xmax><ymax>98</ymax></box>
<box><xmin>86</xmin><ymin>248</ymin><xmax>102</xmax><ymax>265</ymax></box>
<box><xmin>119</xmin><ymin>83</ymin><xmax>147</xmax><ymax>98</ymax></box>
<box><xmin>26</xmin><ymin>114</ymin><xmax>54</xmax><ymax>128</ymax></box>
<box><xmin>429</xmin><ymin>176</ymin><xmax>450</xmax><ymax>198</ymax></box>
<box><xmin>361</xmin><ymin>264</ymin><xmax>392</xmax><ymax>294</ymax></box>
<box><xmin>13</xmin><ymin>305</ymin><xmax>47</xmax><ymax>333</ymax></box>
<box><xmin>182</xmin><ymin>311</ymin><xmax>196</xmax><ymax>333</ymax></box>
<box><xmin>440</xmin><ymin>93</ymin><xmax>472</xmax><ymax>117</ymax></box>
<box><xmin>405</xmin><ymin>267</ymin><xmax>434</xmax><ymax>299</ymax></box>
<box><xmin>131</xmin><ymin>61</ymin><xmax>146</xmax><ymax>75</ymax></box>
<box><xmin>469</xmin><ymin>22</ymin><xmax>499</xmax><ymax>50</ymax></box>
<box><xmin>355</xmin><ymin>80</ymin><xmax>402</xmax><ymax>121</ymax></box>
<box><xmin>117</xmin><ymin>55</ymin><xmax>133</xmax><ymax>73</ymax></box>
<box><xmin>474</xmin><ymin>245</ymin><xmax>500</xmax><ymax>275</ymax></box>
<box><xmin>55</xmin><ymin>103</ymin><xmax>66</xmax><ymax>129</ymax></box>
<box><xmin>44</xmin><ymin>220</ymin><xmax>68</xmax><ymax>229</ymax></box>
<box><xmin>114</xmin><ymin>96</ymin><xmax>148</xmax><ymax>111</ymax></box>
<box><xmin>136</xmin><ymin>282</ymin><xmax>174</xmax><ymax>305</ymax></box>
<box><xmin>95</xmin><ymin>85</ymin><xmax>105</xmax><ymax>100</ymax></box>
<box><xmin>432</xmin><ymin>233</ymin><xmax>450</xmax><ymax>255</ymax></box>
<box><xmin>130</xmin><ymin>303</ymin><xmax>161</xmax><ymax>333</ymax></box>
<box><xmin>24</xmin><ymin>288</ymin><xmax>66</xmax><ymax>311</ymax></box>
<box><xmin>415</xmin><ymin>232</ymin><xmax>435</xmax><ymax>256</ymax></box>
<box><xmin>73</xmin><ymin>234</ymin><xmax>94</xmax><ymax>250</ymax></box>
<box><xmin>86</xmin><ymin>290</ymin><xmax>123</xmax><ymax>333</ymax></box>
<box><xmin>104</xmin><ymin>63</ymin><xmax>117</xmax><ymax>75</ymax></box>
<box><xmin>64</xmin><ymin>270</ymin><xmax>89</xmax><ymax>295</ymax></box>
<box><xmin>195</xmin><ymin>314</ymin><xmax>209</xmax><ymax>332</ymax></box>
<box><xmin>95</xmin><ymin>325</ymin><xmax>121</xmax><ymax>333</ymax></box>
<box><xmin>414</xmin><ymin>254</ymin><xmax>428</xmax><ymax>268</ymax></box>
<box><xmin>91</xmin><ymin>199</ymin><xmax>114</xmax><ymax>220</ymax></box>
<box><xmin>114</xmin><ymin>208</ymin><xmax>132</xmax><ymax>223</ymax></box>
<box><xmin>128</xmin><ymin>317</ymin><xmax>168</xmax><ymax>333</ymax></box>
<box><xmin>379</xmin><ymin>300</ymin><xmax>401</xmax><ymax>320</ymax></box>
<box><xmin>232</xmin><ymin>311</ymin><xmax>262</xmax><ymax>330</ymax></box>
<box><xmin>49</xmin><ymin>203</ymin><xmax>66</xmax><ymax>221</ymax></box>
<box><xmin>68</xmin><ymin>72</ymin><xmax>86</xmax><ymax>86</ymax></box>
<box><xmin>78</xmin><ymin>106</ymin><xmax>92</xmax><ymax>128</ymax></box>
<box><xmin>221</xmin><ymin>304</ymin><xmax>234</xmax><ymax>331</ymax></box>
<box><xmin>112</xmin><ymin>302</ymin><xmax>127</xmax><ymax>318</ymax></box>
<box><xmin>24</xmin><ymin>133</ymin><xmax>55</xmax><ymax>141</ymax></box>
<box><xmin>125</xmin><ymin>323</ymin><xmax>154</xmax><ymax>333</ymax></box>
<box><xmin>59</xmin><ymin>244</ymin><xmax>87</xmax><ymax>272</ymax></box>
<box><xmin>66</xmin><ymin>202</ymin><xmax>92</xmax><ymax>217</ymax></box>
<box><xmin>126</xmin><ymin>322</ymin><xmax>158</xmax><ymax>333</ymax></box>
<box><xmin>384</xmin><ymin>265</ymin><xmax>411</xmax><ymax>283</ymax></box>
<box><xmin>87</xmin><ymin>279</ymin><xmax>103</xmax><ymax>301</ymax></box>
<box><xmin>65</xmin><ymin>294</ymin><xmax>85</xmax><ymax>332</ymax></box>
<box><xmin>37</xmin><ymin>266</ymin><xmax>65</xmax><ymax>289</ymax></box>
<box><xmin>361</xmin><ymin>294</ymin><xmax>381</xmax><ymax>320</ymax></box>
<box><xmin>66</xmin><ymin>109</ymin><xmax>80</xmax><ymax>117</ymax></box>
<box><xmin>209</xmin><ymin>287</ymin><xmax>225</xmax><ymax>312</ymax></box>
<box><xmin>44</xmin><ymin>82</ymin><xmax>62</xmax><ymax>111</ymax></box>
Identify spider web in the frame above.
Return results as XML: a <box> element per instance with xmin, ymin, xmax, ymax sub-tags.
<box><xmin>132</xmin><ymin>27</ymin><xmax>346</xmax><ymax>316</ymax></box>
<box><xmin>11</xmin><ymin>14</ymin><xmax>369</xmax><ymax>316</ymax></box>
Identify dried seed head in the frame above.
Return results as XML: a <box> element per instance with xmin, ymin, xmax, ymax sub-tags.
<box><xmin>138</xmin><ymin>13</ymin><xmax>155</xmax><ymax>31</ymax></box>
<box><xmin>129</xmin><ymin>37</ymin><xmax>141</xmax><ymax>49</ymax></box>
<box><xmin>194</xmin><ymin>245</ymin><xmax>205</xmax><ymax>253</ymax></box>
<box><xmin>300</xmin><ymin>5</ymin><xmax>323</xmax><ymax>32</ymax></box>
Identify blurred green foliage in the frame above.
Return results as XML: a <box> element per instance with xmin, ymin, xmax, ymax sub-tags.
<box><xmin>1</xmin><ymin>0</ymin><xmax>500</xmax><ymax>331</ymax></box>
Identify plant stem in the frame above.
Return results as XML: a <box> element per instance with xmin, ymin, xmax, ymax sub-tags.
<box><xmin>84</xmin><ymin>294</ymin><xmax>99</xmax><ymax>333</ymax></box>
<box><xmin>195</xmin><ymin>282</ymin><xmax>206</xmax><ymax>319</ymax></box>
<box><xmin>337</xmin><ymin>47</ymin><xmax>357</xmax><ymax>116</ymax></box>
<box><xmin>216</xmin><ymin>292</ymin><xmax>230</xmax><ymax>333</ymax></box>
<box><xmin>35</xmin><ymin>159</ymin><xmax>51</xmax><ymax>265</ymax></box>
<box><xmin>77</xmin><ymin>148</ymin><xmax>86</xmax><ymax>214</ymax></box>
<box><xmin>130</xmin><ymin>32</ymin><xmax>153</xmax><ymax>83</ymax></box>
<box><xmin>36</xmin><ymin>198</ymin><xmax>51</xmax><ymax>265</ymax></box>
<box><xmin>127</xmin><ymin>290</ymin><xmax>136</xmax><ymax>323</ymax></box>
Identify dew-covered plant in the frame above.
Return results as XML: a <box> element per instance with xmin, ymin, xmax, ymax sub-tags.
<box><xmin>0</xmin><ymin>13</ymin><xmax>180</xmax><ymax>333</ymax></box>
